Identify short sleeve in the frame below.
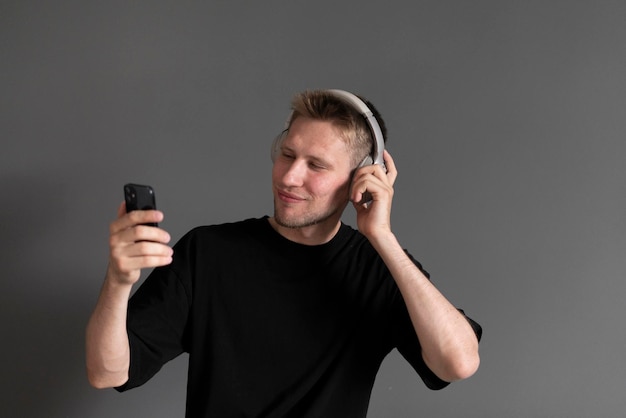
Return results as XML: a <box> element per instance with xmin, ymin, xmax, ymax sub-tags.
<box><xmin>115</xmin><ymin>243</ymin><xmax>193</xmax><ymax>391</ymax></box>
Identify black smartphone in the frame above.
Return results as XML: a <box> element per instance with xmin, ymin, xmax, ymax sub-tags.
<box><xmin>124</xmin><ymin>183</ymin><xmax>158</xmax><ymax>227</ymax></box>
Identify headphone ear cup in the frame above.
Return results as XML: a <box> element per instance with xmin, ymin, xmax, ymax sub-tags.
<box><xmin>357</xmin><ymin>155</ymin><xmax>375</xmax><ymax>204</ymax></box>
<box><xmin>359</xmin><ymin>155</ymin><xmax>373</xmax><ymax>167</ymax></box>
<box><xmin>271</xmin><ymin>131</ymin><xmax>286</xmax><ymax>162</ymax></box>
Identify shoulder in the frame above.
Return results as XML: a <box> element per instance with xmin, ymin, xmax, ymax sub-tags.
<box><xmin>334</xmin><ymin>222</ymin><xmax>380</xmax><ymax>257</ymax></box>
<box><xmin>336</xmin><ymin>223</ymin><xmax>430</xmax><ymax>279</ymax></box>
<box><xmin>182</xmin><ymin>217</ymin><xmax>267</xmax><ymax>240</ymax></box>
<box><xmin>166</xmin><ymin>217</ymin><xmax>271</xmax><ymax>274</ymax></box>
<box><xmin>169</xmin><ymin>217</ymin><xmax>268</xmax><ymax>253</ymax></box>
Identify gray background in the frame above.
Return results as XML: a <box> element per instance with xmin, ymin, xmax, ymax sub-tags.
<box><xmin>1</xmin><ymin>1</ymin><xmax>625</xmax><ymax>417</ymax></box>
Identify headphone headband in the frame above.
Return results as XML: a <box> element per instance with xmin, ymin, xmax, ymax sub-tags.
<box><xmin>325</xmin><ymin>89</ymin><xmax>386</xmax><ymax>168</ymax></box>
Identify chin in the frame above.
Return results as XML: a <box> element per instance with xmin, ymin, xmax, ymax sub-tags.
<box><xmin>274</xmin><ymin>207</ymin><xmax>342</xmax><ymax>230</ymax></box>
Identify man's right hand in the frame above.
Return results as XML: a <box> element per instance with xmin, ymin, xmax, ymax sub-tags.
<box><xmin>86</xmin><ymin>202</ymin><xmax>173</xmax><ymax>389</ymax></box>
<box><xmin>107</xmin><ymin>201</ymin><xmax>173</xmax><ymax>286</ymax></box>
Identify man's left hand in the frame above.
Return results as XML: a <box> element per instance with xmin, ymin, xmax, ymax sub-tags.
<box><xmin>350</xmin><ymin>149</ymin><xmax>398</xmax><ymax>239</ymax></box>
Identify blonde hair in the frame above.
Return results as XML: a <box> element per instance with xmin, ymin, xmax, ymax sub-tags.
<box><xmin>287</xmin><ymin>90</ymin><xmax>386</xmax><ymax>169</ymax></box>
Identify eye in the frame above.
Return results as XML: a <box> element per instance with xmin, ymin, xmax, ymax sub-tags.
<box><xmin>308</xmin><ymin>162</ymin><xmax>326</xmax><ymax>171</ymax></box>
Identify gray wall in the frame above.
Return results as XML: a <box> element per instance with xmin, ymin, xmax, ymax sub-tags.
<box><xmin>2</xmin><ymin>1</ymin><xmax>625</xmax><ymax>417</ymax></box>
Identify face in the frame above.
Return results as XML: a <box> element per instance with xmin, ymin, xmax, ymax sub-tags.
<box><xmin>272</xmin><ymin>116</ymin><xmax>354</xmax><ymax>230</ymax></box>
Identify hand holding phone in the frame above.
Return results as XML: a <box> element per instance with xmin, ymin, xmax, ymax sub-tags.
<box><xmin>124</xmin><ymin>183</ymin><xmax>158</xmax><ymax>227</ymax></box>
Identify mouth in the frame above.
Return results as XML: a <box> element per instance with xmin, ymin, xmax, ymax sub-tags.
<box><xmin>276</xmin><ymin>189</ymin><xmax>306</xmax><ymax>203</ymax></box>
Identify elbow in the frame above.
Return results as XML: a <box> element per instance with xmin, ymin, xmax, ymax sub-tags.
<box><xmin>87</xmin><ymin>369</ymin><xmax>106</xmax><ymax>389</ymax></box>
<box><xmin>85</xmin><ymin>337</ymin><xmax>131</xmax><ymax>389</ymax></box>
<box><xmin>425</xmin><ymin>345</ymin><xmax>481</xmax><ymax>383</ymax></box>
<box><xmin>86</xmin><ymin>366</ymin><xmax>128</xmax><ymax>389</ymax></box>
<box><xmin>88</xmin><ymin>376</ymin><xmax>111</xmax><ymax>390</ymax></box>
<box><xmin>448</xmin><ymin>351</ymin><xmax>480</xmax><ymax>381</ymax></box>
<box><xmin>442</xmin><ymin>332</ymin><xmax>481</xmax><ymax>382</ymax></box>
<box><xmin>87</xmin><ymin>371</ymin><xmax>108</xmax><ymax>389</ymax></box>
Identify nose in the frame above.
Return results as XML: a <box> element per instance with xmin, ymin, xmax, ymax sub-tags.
<box><xmin>278</xmin><ymin>159</ymin><xmax>306</xmax><ymax>187</ymax></box>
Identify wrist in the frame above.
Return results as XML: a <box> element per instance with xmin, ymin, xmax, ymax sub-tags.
<box><xmin>103</xmin><ymin>267</ymin><xmax>135</xmax><ymax>296</ymax></box>
<box><xmin>366</xmin><ymin>228</ymin><xmax>399</xmax><ymax>252</ymax></box>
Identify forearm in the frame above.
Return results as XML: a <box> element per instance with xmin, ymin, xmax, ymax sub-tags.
<box><xmin>85</xmin><ymin>270</ymin><xmax>133</xmax><ymax>388</ymax></box>
<box><xmin>369</xmin><ymin>232</ymin><xmax>480</xmax><ymax>382</ymax></box>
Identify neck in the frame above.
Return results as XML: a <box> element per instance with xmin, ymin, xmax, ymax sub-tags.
<box><xmin>268</xmin><ymin>217</ymin><xmax>341</xmax><ymax>246</ymax></box>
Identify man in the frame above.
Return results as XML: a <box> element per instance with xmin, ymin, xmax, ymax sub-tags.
<box><xmin>86</xmin><ymin>89</ymin><xmax>481</xmax><ymax>417</ymax></box>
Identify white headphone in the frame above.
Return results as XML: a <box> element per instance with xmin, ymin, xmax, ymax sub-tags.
<box><xmin>270</xmin><ymin>89</ymin><xmax>386</xmax><ymax>171</ymax></box>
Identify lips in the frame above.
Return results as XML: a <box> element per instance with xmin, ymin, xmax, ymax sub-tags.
<box><xmin>277</xmin><ymin>189</ymin><xmax>306</xmax><ymax>203</ymax></box>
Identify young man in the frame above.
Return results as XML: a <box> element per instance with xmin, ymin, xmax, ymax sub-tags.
<box><xmin>86</xmin><ymin>89</ymin><xmax>481</xmax><ymax>417</ymax></box>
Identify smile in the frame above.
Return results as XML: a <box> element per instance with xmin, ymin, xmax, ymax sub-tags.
<box><xmin>277</xmin><ymin>190</ymin><xmax>307</xmax><ymax>203</ymax></box>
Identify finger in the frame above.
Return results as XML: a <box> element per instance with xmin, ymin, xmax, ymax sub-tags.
<box><xmin>109</xmin><ymin>225</ymin><xmax>171</xmax><ymax>268</ymax></box>
<box><xmin>110</xmin><ymin>235</ymin><xmax>173</xmax><ymax>265</ymax></box>
<box><xmin>357</xmin><ymin>157</ymin><xmax>394</xmax><ymax>187</ymax></box>
<box><xmin>110</xmin><ymin>210</ymin><xmax>164</xmax><ymax>235</ymax></box>
<box><xmin>350</xmin><ymin>170</ymin><xmax>387</xmax><ymax>204</ymax></box>
<box><xmin>127</xmin><ymin>254</ymin><xmax>173</xmax><ymax>270</ymax></box>
<box><xmin>127</xmin><ymin>210</ymin><xmax>164</xmax><ymax>228</ymax></box>
<box><xmin>111</xmin><ymin>246</ymin><xmax>173</xmax><ymax>274</ymax></box>
<box><xmin>114</xmin><ymin>224</ymin><xmax>171</xmax><ymax>246</ymax></box>
<box><xmin>125</xmin><ymin>240</ymin><xmax>173</xmax><ymax>259</ymax></box>
<box><xmin>349</xmin><ymin>168</ymin><xmax>370</xmax><ymax>203</ymax></box>
<box><xmin>360</xmin><ymin>164</ymin><xmax>392</xmax><ymax>190</ymax></box>
<box><xmin>382</xmin><ymin>150</ymin><xmax>398</xmax><ymax>186</ymax></box>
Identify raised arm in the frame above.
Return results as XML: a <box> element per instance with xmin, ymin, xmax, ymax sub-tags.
<box><xmin>351</xmin><ymin>150</ymin><xmax>480</xmax><ymax>382</ymax></box>
<box><xmin>85</xmin><ymin>203</ymin><xmax>172</xmax><ymax>388</ymax></box>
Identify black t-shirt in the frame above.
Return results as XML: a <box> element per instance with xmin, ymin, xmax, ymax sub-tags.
<box><xmin>117</xmin><ymin>217</ymin><xmax>481</xmax><ymax>417</ymax></box>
